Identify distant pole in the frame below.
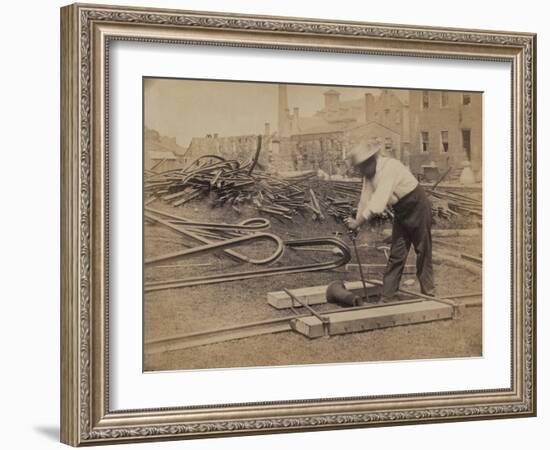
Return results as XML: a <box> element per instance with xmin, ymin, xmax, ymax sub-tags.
<box><xmin>248</xmin><ymin>134</ymin><xmax>263</xmax><ymax>175</ymax></box>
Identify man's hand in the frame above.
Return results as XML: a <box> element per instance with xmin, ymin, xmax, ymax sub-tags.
<box><xmin>345</xmin><ymin>217</ymin><xmax>361</xmax><ymax>231</ymax></box>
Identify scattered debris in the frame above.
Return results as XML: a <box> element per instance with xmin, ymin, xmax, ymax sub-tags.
<box><xmin>145</xmin><ymin>155</ymin><xmax>481</xmax><ymax>227</ymax></box>
<box><xmin>145</xmin><ymin>155</ymin><xmax>319</xmax><ymax>222</ymax></box>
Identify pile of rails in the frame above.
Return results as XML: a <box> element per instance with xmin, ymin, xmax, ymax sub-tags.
<box><xmin>145</xmin><ymin>155</ymin><xmax>320</xmax><ymax>222</ymax></box>
<box><xmin>145</xmin><ymin>155</ymin><xmax>481</xmax><ymax>225</ymax></box>
<box><xmin>323</xmin><ymin>180</ymin><xmax>481</xmax><ymax>222</ymax></box>
<box><xmin>323</xmin><ymin>180</ymin><xmax>361</xmax><ymax>220</ymax></box>
<box><xmin>319</xmin><ymin>180</ymin><xmax>391</xmax><ymax>225</ymax></box>
<box><xmin>425</xmin><ymin>187</ymin><xmax>482</xmax><ymax>219</ymax></box>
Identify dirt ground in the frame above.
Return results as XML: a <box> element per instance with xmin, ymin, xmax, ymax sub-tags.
<box><xmin>143</xmin><ymin>197</ymin><xmax>482</xmax><ymax>372</ymax></box>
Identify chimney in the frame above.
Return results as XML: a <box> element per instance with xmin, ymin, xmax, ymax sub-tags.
<box><xmin>364</xmin><ymin>93</ymin><xmax>374</xmax><ymax>122</ymax></box>
<box><xmin>402</xmin><ymin>103</ymin><xmax>410</xmax><ymax>142</ymax></box>
<box><xmin>264</xmin><ymin>122</ymin><xmax>271</xmax><ymax>136</ymax></box>
<box><xmin>278</xmin><ymin>84</ymin><xmax>290</xmax><ymax>138</ymax></box>
<box><xmin>291</xmin><ymin>108</ymin><xmax>300</xmax><ymax>134</ymax></box>
<box><xmin>324</xmin><ymin>89</ymin><xmax>340</xmax><ymax>111</ymax></box>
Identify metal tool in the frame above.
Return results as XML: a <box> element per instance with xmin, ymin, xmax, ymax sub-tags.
<box><xmin>326</xmin><ymin>280</ymin><xmax>362</xmax><ymax>306</ymax></box>
<box><xmin>350</xmin><ymin>231</ymin><xmax>370</xmax><ymax>303</ymax></box>
<box><xmin>284</xmin><ymin>288</ymin><xmax>330</xmax><ymax>336</ymax></box>
<box><xmin>347</xmin><ymin>228</ymin><xmax>370</xmax><ymax>303</ymax></box>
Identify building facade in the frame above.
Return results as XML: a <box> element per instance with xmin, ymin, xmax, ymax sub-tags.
<box><xmin>178</xmin><ymin>85</ymin><xmax>482</xmax><ymax>181</ymax></box>
<box><xmin>274</xmin><ymin>85</ymin><xmax>482</xmax><ymax>181</ymax></box>
<box><xmin>407</xmin><ymin>90</ymin><xmax>482</xmax><ymax>179</ymax></box>
<box><xmin>275</xmin><ymin>85</ymin><xmax>367</xmax><ymax>174</ymax></box>
<box><xmin>144</xmin><ymin>128</ymin><xmax>188</xmax><ymax>171</ymax></box>
<box><xmin>184</xmin><ymin>123</ymin><xmax>274</xmax><ymax>170</ymax></box>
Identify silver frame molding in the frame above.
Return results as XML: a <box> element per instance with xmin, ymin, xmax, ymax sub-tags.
<box><xmin>60</xmin><ymin>3</ymin><xmax>536</xmax><ymax>446</ymax></box>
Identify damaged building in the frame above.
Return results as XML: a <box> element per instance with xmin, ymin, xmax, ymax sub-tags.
<box><xmin>274</xmin><ymin>85</ymin><xmax>482</xmax><ymax>181</ymax></box>
<box><xmin>184</xmin><ymin>123</ymin><xmax>274</xmax><ymax>170</ymax></box>
<box><xmin>176</xmin><ymin>84</ymin><xmax>482</xmax><ymax>182</ymax></box>
<box><xmin>144</xmin><ymin>128</ymin><xmax>188</xmax><ymax>171</ymax></box>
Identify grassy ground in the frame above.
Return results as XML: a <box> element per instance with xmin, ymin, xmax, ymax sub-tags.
<box><xmin>143</xmin><ymin>195</ymin><xmax>482</xmax><ymax>372</ymax></box>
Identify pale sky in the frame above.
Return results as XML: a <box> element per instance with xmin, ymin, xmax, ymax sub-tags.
<box><xmin>144</xmin><ymin>78</ymin><xmax>406</xmax><ymax>148</ymax></box>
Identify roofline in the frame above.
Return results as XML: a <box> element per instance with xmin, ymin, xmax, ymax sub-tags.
<box><xmin>346</xmin><ymin>121</ymin><xmax>401</xmax><ymax>136</ymax></box>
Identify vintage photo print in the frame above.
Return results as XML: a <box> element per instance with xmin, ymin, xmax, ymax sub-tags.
<box><xmin>143</xmin><ymin>78</ymin><xmax>482</xmax><ymax>372</ymax></box>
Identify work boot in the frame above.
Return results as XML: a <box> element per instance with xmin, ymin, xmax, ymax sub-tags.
<box><xmin>379</xmin><ymin>294</ymin><xmax>405</xmax><ymax>304</ymax></box>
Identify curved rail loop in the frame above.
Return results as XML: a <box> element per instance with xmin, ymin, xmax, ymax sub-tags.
<box><xmin>144</xmin><ymin>210</ymin><xmax>282</xmax><ymax>265</ymax></box>
<box><xmin>145</xmin><ymin>232</ymin><xmax>284</xmax><ymax>266</ymax></box>
<box><xmin>144</xmin><ymin>237</ymin><xmax>351</xmax><ymax>292</ymax></box>
<box><xmin>146</xmin><ymin>207</ymin><xmax>270</xmax><ymax>231</ymax></box>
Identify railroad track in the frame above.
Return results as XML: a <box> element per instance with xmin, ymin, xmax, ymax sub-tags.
<box><xmin>144</xmin><ymin>292</ymin><xmax>482</xmax><ymax>354</ymax></box>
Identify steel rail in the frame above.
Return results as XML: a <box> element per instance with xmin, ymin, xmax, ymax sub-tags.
<box><xmin>283</xmin><ymin>288</ymin><xmax>328</xmax><ymax>323</ymax></box>
<box><xmin>144</xmin><ymin>211</ymin><xmax>282</xmax><ymax>265</ymax></box>
<box><xmin>144</xmin><ymin>291</ymin><xmax>482</xmax><ymax>353</ymax></box>
<box><xmin>180</xmin><ymin>157</ymin><xmax>242</xmax><ymax>183</ymax></box>
<box><xmin>145</xmin><ymin>232</ymin><xmax>284</xmax><ymax>266</ymax></box>
<box><xmin>144</xmin><ymin>237</ymin><xmax>352</xmax><ymax>292</ymax></box>
<box><xmin>145</xmin><ymin>207</ymin><xmax>270</xmax><ymax>231</ymax></box>
<box><xmin>368</xmin><ymin>279</ymin><xmax>458</xmax><ymax>309</ymax></box>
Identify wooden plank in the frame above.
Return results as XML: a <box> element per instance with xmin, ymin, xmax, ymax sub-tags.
<box><xmin>268</xmin><ymin>280</ymin><xmax>381</xmax><ymax>309</ymax></box>
<box><xmin>293</xmin><ymin>300</ymin><xmax>453</xmax><ymax>338</ymax></box>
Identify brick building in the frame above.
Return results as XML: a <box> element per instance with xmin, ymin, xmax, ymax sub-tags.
<box><xmin>184</xmin><ymin>123</ymin><xmax>274</xmax><ymax>170</ymax></box>
<box><xmin>276</xmin><ymin>85</ymin><xmax>366</xmax><ymax>174</ymax></box>
<box><xmin>274</xmin><ymin>85</ymin><xmax>482</xmax><ymax>181</ymax></box>
<box><xmin>144</xmin><ymin>128</ymin><xmax>188</xmax><ymax>171</ymax></box>
<box><xmin>407</xmin><ymin>90</ymin><xmax>482</xmax><ymax>179</ymax></box>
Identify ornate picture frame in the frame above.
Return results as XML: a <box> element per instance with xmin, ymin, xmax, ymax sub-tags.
<box><xmin>60</xmin><ymin>3</ymin><xmax>536</xmax><ymax>446</ymax></box>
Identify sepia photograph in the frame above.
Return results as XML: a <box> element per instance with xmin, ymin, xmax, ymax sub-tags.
<box><xmin>57</xmin><ymin>2</ymin><xmax>537</xmax><ymax>446</ymax></box>
<box><xmin>142</xmin><ymin>78</ymin><xmax>483</xmax><ymax>372</ymax></box>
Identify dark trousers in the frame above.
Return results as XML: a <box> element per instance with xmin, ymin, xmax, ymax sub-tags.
<box><xmin>382</xmin><ymin>185</ymin><xmax>435</xmax><ymax>298</ymax></box>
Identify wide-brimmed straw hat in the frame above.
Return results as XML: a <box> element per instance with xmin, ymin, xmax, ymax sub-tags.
<box><xmin>347</xmin><ymin>140</ymin><xmax>383</xmax><ymax>166</ymax></box>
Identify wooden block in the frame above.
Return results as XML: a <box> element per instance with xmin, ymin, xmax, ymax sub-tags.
<box><xmin>268</xmin><ymin>281</ymin><xmax>381</xmax><ymax>309</ymax></box>
<box><xmin>293</xmin><ymin>300</ymin><xmax>453</xmax><ymax>338</ymax></box>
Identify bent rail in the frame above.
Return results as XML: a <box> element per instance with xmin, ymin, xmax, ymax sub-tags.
<box><xmin>144</xmin><ymin>237</ymin><xmax>351</xmax><ymax>292</ymax></box>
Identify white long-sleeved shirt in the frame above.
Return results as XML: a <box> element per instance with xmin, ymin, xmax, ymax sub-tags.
<box><xmin>355</xmin><ymin>156</ymin><xmax>418</xmax><ymax>221</ymax></box>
